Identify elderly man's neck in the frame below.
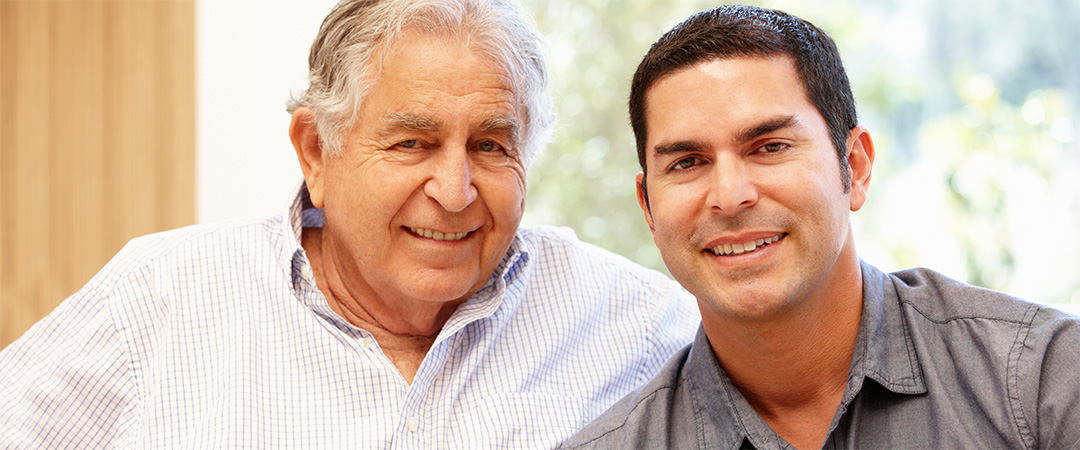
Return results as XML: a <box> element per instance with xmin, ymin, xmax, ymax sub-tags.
<box><xmin>302</xmin><ymin>227</ymin><xmax>462</xmax><ymax>383</ymax></box>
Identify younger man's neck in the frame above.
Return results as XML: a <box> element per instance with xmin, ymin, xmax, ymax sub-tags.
<box><xmin>701</xmin><ymin>250</ymin><xmax>864</xmax><ymax>449</ymax></box>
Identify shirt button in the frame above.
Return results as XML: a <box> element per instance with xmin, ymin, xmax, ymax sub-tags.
<box><xmin>360</xmin><ymin>337</ymin><xmax>376</xmax><ymax>351</ymax></box>
<box><xmin>302</xmin><ymin>265</ymin><xmax>314</xmax><ymax>280</ymax></box>
<box><xmin>406</xmin><ymin>415</ymin><xmax>419</xmax><ymax>433</ymax></box>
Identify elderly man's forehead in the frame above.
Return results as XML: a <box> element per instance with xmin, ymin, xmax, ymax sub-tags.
<box><xmin>371</xmin><ymin>28</ymin><xmax>519</xmax><ymax>83</ymax></box>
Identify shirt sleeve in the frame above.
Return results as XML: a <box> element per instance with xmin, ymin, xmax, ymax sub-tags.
<box><xmin>0</xmin><ymin>281</ymin><xmax>138</xmax><ymax>448</ymax></box>
<box><xmin>1016</xmin><ymin>306</ymin><xmax>1080</xmax><ymax>449</ymax></box>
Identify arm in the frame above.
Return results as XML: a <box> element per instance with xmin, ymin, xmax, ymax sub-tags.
<box><xmin>1016</xmin><ymin>307</ymin><xmax>1080</xmax><ymax>449</ymax></box>
<box><xmin>0</xmin><ymin>283</ymin><xmax>138</xmax><ymax>448</ymax></box>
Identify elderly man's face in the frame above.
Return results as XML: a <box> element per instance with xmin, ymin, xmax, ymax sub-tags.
<box><xmin>317</xmin><ymin>31</ymin><xmax>525</xmax><ymax>310</ymax></box>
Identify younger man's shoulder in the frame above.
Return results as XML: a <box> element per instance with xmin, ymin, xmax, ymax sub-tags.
<box><xmin>883</xmin><ymin>265</ymin><xmax>1077</xmax><ymax>325</ymax></box>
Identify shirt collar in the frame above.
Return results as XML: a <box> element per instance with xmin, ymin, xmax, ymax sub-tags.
<box><xmin>685</xmin><ymin>260</ymin><xmax>928</xmax><ymax>449</ymax></box>
<box><xmin>686</xmin><ymin>327</ymin><xmax>785</xmax><ymax>449</ymax></box>
<box><xmin>435</xmin><ymin>233</ymin><xmax>531</xmax><ymax>343</ymax></box>
<box><xmin>846</xmin><ymin>260</ymin><xmax>927</xmax><ymax>397</ymax></box>
<box><xmin>281</xmin><ymin>181</ymin><xmax>533</xmax><ymax>338</ymax></box>
<box><xmin>282</xmin><ymin>180</ymin><xmax>313</xmax><ymax>260</ymax></box>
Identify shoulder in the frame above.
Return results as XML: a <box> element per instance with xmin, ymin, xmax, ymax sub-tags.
<box><xmin>513</xmin><ymin>225</ymin><xmax>698</xmax><ymax>345</ymax></box>
<box><xmin>88</xmin><ymin>214</ymin><xmax>288</xmax><ymax>290</ymax></box>
<box><xmin>561</xmin><ymin>345</ymin><xmax>693</xmax><ymax>449</ymax></box>
<box><xmin>886</xmin><ymin>266</ymin><xmax>1039</xmax><ymax>324</ymax></box>
<box><xmin>52</xmin><ymin>213</ymin><xmax>292</xmax><ymax>340</ymax></box>
<box><xmin>517</xmin><ymin>225</ymin><xmax>679</xmax><ymax>288</ymax></box>
<box><xmin>882</xmin><ymin>265</ymin><xmax>1078</xmax><ymax>368</ymax></box>
<box><xmin>115</xmin><ymin>215</ymin><xmax>286</xmax><ymax>268</ymax></box>
<box><xmin>883</xmin><ymin>266</ymin><xmax>1080</xmax><ymax>447</ymax></box>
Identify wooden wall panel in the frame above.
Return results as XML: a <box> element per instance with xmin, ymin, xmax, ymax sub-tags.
<box><xmin>0</xmin><ymin>0</ymin><xmax>195</xmax><ymax>349</ymax></box>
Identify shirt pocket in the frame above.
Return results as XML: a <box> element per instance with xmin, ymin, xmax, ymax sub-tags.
<box><xmin>448</xmin><ymin>393</ymin><xmax>589</xmax><ymax>449</ymax></box>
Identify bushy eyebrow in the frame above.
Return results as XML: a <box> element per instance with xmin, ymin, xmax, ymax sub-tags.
<box><xmin>733</xmin><ymin>115</ymin><xmax>796</xmax><ymax>144</ymax></box>
<box><xmin>480</xmin><ymin>115</ymin><xmax>521</xmax><ymax>147</ymax></box>
<box><xmin>382</xmin><ymin>113</ymin><xmax>439</xmax><ymax>133</ymax></box>
<box><xmin>651</xmin><ymin>115</ymin><xmax>797</xmax><ymax>157</ymax></box>
<box><xmin>377</xmin><ymin>113</ymin><xmax>520</xmax><ymax>146</ymax></box>
<box><xmin>653</xmin><ymin>139</ymin><xmax>707</xmax><ymax>156</ymax></box>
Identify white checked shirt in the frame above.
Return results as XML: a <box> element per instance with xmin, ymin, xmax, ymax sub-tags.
<box><xmin>0</xmin><ymin>184</ymin><xmax>699</xmax><ymax>449</ymax></box>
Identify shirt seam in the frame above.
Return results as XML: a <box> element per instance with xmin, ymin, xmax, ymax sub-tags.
<box><xmin>898</xmin><ymin>299</ymin><xmax>1033</xmax><ymax>326</ymax></box>
<box><xmin>100</xmin><ymin>270</ymin><xmax>143</xmax><ymax>448</ymax></box>
<box><xmin>1006</xmin><ymin>303</ymin><xmax>1040</xmax><ymax>450</ymax></box>
<box><xmin>563</xmin><ymin>385</ymin><xmax>679</xmax><ymax>448</ymax></box>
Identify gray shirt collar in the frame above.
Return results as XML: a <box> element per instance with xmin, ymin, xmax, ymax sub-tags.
<box><xmin>685</xmin><ymin>260</ymin><xmax>928</xmax><ymax>449</ymax></box>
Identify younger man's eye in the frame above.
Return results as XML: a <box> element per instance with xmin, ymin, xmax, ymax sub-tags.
<box><xmin>758</xmin><ymin>142</ymin><xmax>789</xmax><ymax>153</ymax></box>
<box><xmin>672</xmin><ymin>156</ymin><xmax>701</xmax><ymax>171</ymax></box>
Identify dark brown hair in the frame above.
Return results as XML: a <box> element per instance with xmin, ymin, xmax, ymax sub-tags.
<box><xmin>631</xmin><ymin>5</ymin><xmax>857</xmax><ymax>199</ymax></box>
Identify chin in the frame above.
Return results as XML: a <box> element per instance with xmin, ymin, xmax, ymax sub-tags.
<box><xmin>698</xmin><ymin>285</ymin><xmax>797</xmax><ymax>320</ymax></box>
<box><xmin>406</xmin><ymin>271</ymin><xmax>482</xmax><ymax>303</ymax></box>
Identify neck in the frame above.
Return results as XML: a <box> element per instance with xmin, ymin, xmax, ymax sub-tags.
<box><xmin>702</xmin><ymin>233</ymin><xmax>864</xmax><ymax>449</ymax></box>
<box><xmin>302</xmin><ymin>227</ymin><xmax>455</xmax><ymax>383</ymax></box>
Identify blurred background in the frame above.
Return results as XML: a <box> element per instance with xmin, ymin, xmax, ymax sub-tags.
<box><xmin>2</xmin><ymin>0</ymin><xmax>1077</xmax><ymax>348</ymax></box>
<box><xmin>518</xmin><ymin>0</ymin><xmax>1080</xmax><ymax>312</ymax></box>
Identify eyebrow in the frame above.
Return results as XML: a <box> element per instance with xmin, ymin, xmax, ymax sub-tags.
<box><xmin>653</xmin><ymin>139</ymin><xmax>708</xmax><ymax>156</ymax></box>
<box><xmin>378</xmin><ymin>113</ymin><xmax>521</xmax><ymax>146</ymax></box>
<box><xmin>651</xmin><ymin>115</ymin><xmax>797</xmax><ymax>157</ymax></box>
<box><xmin>383</xmin><ymin>113</ymin><xmax>440</xmax><ymax>133</ymax></box>
<box><xmin>479</xmin><ymin>115</ymin><xmax>521</xmax><ymax>146</ymax></box>
<box><xmin>733</xmin><ymin>115</ymin><xmax>797</xmax><ymax>144</ymax></box>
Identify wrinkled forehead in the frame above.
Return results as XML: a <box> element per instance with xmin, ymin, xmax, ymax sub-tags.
<box><xmin>372</xmin><ymin>27</ymin><xmax>521</xmax><ymax>103</ymax></box>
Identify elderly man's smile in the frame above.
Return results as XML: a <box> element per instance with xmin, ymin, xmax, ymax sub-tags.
<box><xmin>404</xmin><ymin>226</ymin><xmax>473</xmax><ymax>241</ymax></box>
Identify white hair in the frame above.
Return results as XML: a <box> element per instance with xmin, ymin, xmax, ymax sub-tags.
<box><xmin>286</xmin><ymin>0</ymin><xmax>555</xmax><ymax>168</ymax></box>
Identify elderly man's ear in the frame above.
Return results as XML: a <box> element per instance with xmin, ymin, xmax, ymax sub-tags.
<box><xmin>290</xmin><ymin>108</ymin><xmax>326</xmax><ymax>209</ymax></box>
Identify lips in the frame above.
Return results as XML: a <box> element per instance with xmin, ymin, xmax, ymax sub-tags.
<box><xmin>708</xmin><ymin>233</ymin><xmax>783</xmax><ymax>256</ymax></box>
<box><xmin>406</xmin><ymin>226</ymin><xmax>470</xmax><ymax>241</ymax></box>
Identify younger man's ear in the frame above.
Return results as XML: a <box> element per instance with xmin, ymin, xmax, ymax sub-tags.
<box><xmin>846</xmin><ymin>125</ymin><xmax>875</xmax><ymax>212</ymax></box>
<box><xmin>636</xmin><ymin>172</ymin><xmax>656</xmax><ymax>233</ymax></box>
<box><xmin>289</xmin><ymin>108</ymin><xmax>326</xmax><ymax>208</ymax></box>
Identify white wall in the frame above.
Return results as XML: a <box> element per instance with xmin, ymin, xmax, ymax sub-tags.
<box><xmin>196</xmin><ymin>0</ymin><xmax>339</xmax><ymax>223</ymax></box>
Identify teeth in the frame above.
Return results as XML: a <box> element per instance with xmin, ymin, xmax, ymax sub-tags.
<box><xmin>408</xmin><ymin>227</ymin><xmax>469</xmax><ymax>241</ymax></box>
<box><xmin>709</xmin><ymin>234</ymin><xmax>782</xmax><ymax>256</ymax></box>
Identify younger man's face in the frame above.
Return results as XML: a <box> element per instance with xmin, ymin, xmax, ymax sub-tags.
<box><xmin>638</xmin><ymin>56</ymin><xmax>868</xmax><ymax>322</ymax></box>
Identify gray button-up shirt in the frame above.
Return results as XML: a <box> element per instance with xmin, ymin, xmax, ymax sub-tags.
<box><xmin>563</xmin><ymin>261</ymin><xmax>1080</xmax><ymax>449</ymax></box>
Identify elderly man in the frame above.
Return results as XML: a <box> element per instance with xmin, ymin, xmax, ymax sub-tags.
<box><xmin>0</xmin><ymin>0</ymin><xmax>697</xmax><ymax>447</ymax></box>
<box><xmin>564</xmin><ymin>5</ymin><xmax>1080</xmax><ymax>450</ymax></box>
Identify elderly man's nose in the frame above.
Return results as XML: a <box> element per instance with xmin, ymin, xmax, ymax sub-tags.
<box><xmin>424</xmin><ymin>151</ymin><xmax>478</xmax><ymax>212</ymax></box>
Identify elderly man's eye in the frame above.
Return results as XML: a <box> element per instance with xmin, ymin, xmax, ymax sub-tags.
<box><xmin>398</xmin><ymin>139</ymin><xmax>421</xmax><ymax>149</ymax></box>
<box><xmin>477</xmin><ymin>140</ymin><xmax>503</xmax><ymax>153</ymax></box>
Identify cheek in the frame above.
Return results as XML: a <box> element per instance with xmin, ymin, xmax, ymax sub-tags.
<box><xmin>648</xmin><ymin>184</ymin><xmax>698</xmax><ymax>237</ymax></box>
<box><xmin>479</xmin><ymin>170</ymin><xmax>526</xmax><ymax>222</ymax></box>
<box><xmin>324</xmin><ymin>162</ymin><xmax>416</xmax><ymax>221</ymax></box>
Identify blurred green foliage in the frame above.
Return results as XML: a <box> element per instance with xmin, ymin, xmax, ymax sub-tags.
<box><xmin>519</xmin><ymin>0</ymin><xmax>1080</xmax><ymax>307</ymax></box>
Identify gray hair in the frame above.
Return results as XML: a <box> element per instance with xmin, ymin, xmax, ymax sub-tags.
<box><xmin>286</xmin><ymin>0</ymin><xmax>555</xmax><ymax>168</ymax></box>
